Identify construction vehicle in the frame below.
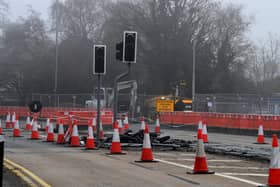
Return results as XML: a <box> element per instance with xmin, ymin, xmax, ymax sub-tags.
<box><xmin>85</xmin><ymin>80</ymin><xmax>137</xmax><ymax>117</ymax></box>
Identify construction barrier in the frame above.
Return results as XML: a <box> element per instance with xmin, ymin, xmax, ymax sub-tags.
<box><xmin>160</xmin><ymin>111</ymin><xmax>280</xmax><ymax>131</ymax></box>
<box><xmin>0</xmin><ymin>106</ymin><xmax>113</xmax><ymax>125</ymax></box>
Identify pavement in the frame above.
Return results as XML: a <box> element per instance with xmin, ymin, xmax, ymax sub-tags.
<box><xmin>1</xmin><ymin>121</ymin><xmax>274</xmax><ymax>187</ymax></box>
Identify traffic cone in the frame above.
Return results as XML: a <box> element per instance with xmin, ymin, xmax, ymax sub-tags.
<box><xmin>189</xmin><ymin>129</ymin><xmax>214</xmax><ymax>174</ymax></box>
<box><xmin>70</xmin><ymin>120</ymin><xmax>80</xmax><ymax>147</ymax></box>
<box><xmin>136</xmin><ymin>124</ymin><xmax>157</xmax><ymax>162</ymax></box>
<box><xmin>256</xmin><ymin>123</ymin><xmax>266</xmax><ymax>144</ymax></box>
<box><xmin>45</xmin><ymin>118</ymin><xmax>50</xmax><ymax>133</ymax></box>
<box><xmin>57</xmin><ymin>119</ymin><xmax>65</xmax><ymax>144</ymax></box>
<box><xmin>123</xmin><ymin>113</ymin><xmax>130</xmax><ymax>130</ymax></box>
<box><xmin>266</xmin><ymin>134</ymin><xmax>280</xmax><ymax>186</ymax></box>
<box><xmin>6</xmin><ymin>112</ymin><xmax>11</xmax><ymax>128</ymax></box>
<box><xmin>99</xmin><ymin>121</ymin><xmax>104</xmax><ymax>140</ymax></box>
<box><xmin>46</xmin><ymin>122</ymin><xmax>55</xmax><ymax>142</ymax></box>
<box><xmin>25</xmin><ymin>116</ymin><xmax>32</xmax><ymax>131</ymax></box>
<box><xmin>154</xmin><ymin>114</ymin><xmax>160</xmax><ymax>134</ymax></box>
<box><xmin>202</xmin><ymin>120</ymin><xmax>209</xmax><ymax>143</ymax></box>
<box><xmin>13</xmin><ymin>120</ymin><xmax>21</xmax><ymax>137</ymax></box>
<box><xmin>118</xmin><ymin>117</ymin><xmax>123</xmax><ymax>134</ymax></box>
<box><xmin>85</xmin><ymin>124</ymin><xmax>95</xmax><ymax>150</ymax></box>
<box><xmin>140</xmin><ymin>116</ymin><xmax>145</xmax><ymax>130</ymax></box>
<box><xmin>0</xmin><ymin>120</ymin><xmax>3</xmax><ymax>135</ymax></box>
<box><xmin>30</xmin><ymin>117</ymin><xmax>40</xmax><ymax>140</ymax></box>
<box><xmin>108</xmin><ymin>121</ymin><xmax>125</xmax><ymax>154</ymax></box>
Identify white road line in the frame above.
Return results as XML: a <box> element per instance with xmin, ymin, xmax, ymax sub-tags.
<box><xmin>179</xmin><ymin>153</ymin><xmax>196</xmax><ymax>156</ymax></box>
<box><xmin>208</xmin><ymin>166</ymin><xmax>265</xmax><ymax>170</ymax></box>
<box><xmin>172</xmin><ymin>159</ymin><xmax>242</xmax><ymax>163</ymax></box>
<box><xmin>221</xmin><ymin>173</ymin><xmax>268</xmax><ymax>177</ymax></box>
<box><xmin>155</xmin><ymin>159</ymin><xmax>264</xmax><ymax>186</ymax></box>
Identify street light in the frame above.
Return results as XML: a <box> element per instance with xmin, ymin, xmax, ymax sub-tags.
<box><xmin>192</xmin><ymin>40</ymin><xmax>196</xmax><ymax>111</ymax></box>
<box><xmin>54</xmin><ymin>0</ymin><xmax>59</xmax><ymax>106</ymax></box>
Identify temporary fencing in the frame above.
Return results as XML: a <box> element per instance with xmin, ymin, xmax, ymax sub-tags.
<box><xmin>160</xmin><ymin>112</ymin><xmax>280</xmax><ymax>131</ymax></box>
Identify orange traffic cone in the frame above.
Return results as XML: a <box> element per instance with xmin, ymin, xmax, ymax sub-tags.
<box><xmin>108</xmin><ymin>121</ymin><xmax>125</xmax><ymax>154</ymax></box>
<box><xmin>202</xmin><ymin>120</ymin><xmax>209</xmax><ymax>143</ymax></box>
<box><xmin>266</xmin><ymin>134</ymin><xmax>280</xmax><ymax>186</ymax></box>
<box><xmin>30</xmin><ymin>117</ymin><xmax>40</xmax><ymax>140</ymax></box>
<box><xmin>256</xmin><ymin>123</ymin><xmax>266</xmax><ymax>144</ymax></box>
<box><xmin>70</xmin><ymin>120</ymin><xmax>80</xmax><ymax>147</ymax></box>
<box><xmin>123</xmin><ymin>113</ymin><xmax>129</xmax><ymax>130</ymax></box>
<box><xmin>5</xmin><ymin>112</ymin><xmax>11</xmax><ymax>128</ymax></box>
<box><xmin>46</xmin><ymin>122</ymin><xmax>55</xmax><ymax>142</ymax></box>
<box><xmin>85</xmin><ymin>124</ymin><xmax>95</xmax><ymax>150</ymax></box>
<box><xmin>0</xmin><ymin>120</ymin><xmax>3</xmax><ymax>135</ymax></box>
<box><xmin>99</xmin><ymin>121</ymin><xmax>104</xmax><ymax>140</ymax></box>
<box><xmin>136</xmin><ymin>124</ymin><xmax>157</xmax><ymax>162</ymax></box>
<box><xmin>25</xmin><ymin>116</ymin><xmax>32</xmax><ymax>131</ymax></box>
<box><xmin>13</xmin><ymin>120</ymin><xmax>21</xmax><ymax>137</ymax></box>
<box><xmin>154</xmin><ymin>114</ymin><xmax>160</xmax><ymax>134</ymax></box>
<box><xmin>118</xmin><ymin>118</ymin><xmax>123</xmax><ymax>134</ymax></box>
<box><xmin>189</xmin><ymin>129</ymin><xmax>214</xmax><ymax>174</ymax></box>
<box><xmin>140</xmin><ymin>116</ymin><xmax>145</xmax><ymax>130</ymax></box>
<box><xmin>57</xmin><ymin>119</ymin><xmax>65</xmax><ymax>144</ymax></box>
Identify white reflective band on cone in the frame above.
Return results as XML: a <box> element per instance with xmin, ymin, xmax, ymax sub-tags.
<box><xmin>198</xmin><ymin>121</ymin><xmax>203</xmax><ymax>129</ymax></box>
<box><xmin>88</xmin><ymin>126</ymin><xmax>94</xmax><ymax>138</ymax></box>
<box><xmin>202</xmin><ymin>124</ymin><xmax>207</xmax><ymax>134</ymax></box>
<box><xmin>271</xmin><ymin>148</ymin><xmax>280</xmax><ymax>168</ymax></box>
<box><xmin>58</xmin><ymin>123</ymin><xmax>64</xmax><ymax>134</ymax></box>
<box><xmin>112</xmin><ymin>128</ymin><xmax>120</xmax><ymax>142</ymax></box>
<box><xmin>48</xmin><ymin>123</ymin><xmax>53</xmax><ymax>133</ymax></box>
<box><xmin>196</xmin><ymin>139</ymin><xmax>206</xmax><ymax>157</ymax></box>
<box><xmin>72</xmin><ymin>125</ymin><xmax>79</xmax><ymax>136</ymax></box>
<box><xmin>143</xmin><ymin>133</ymin><xmax>151</xmax><ymax>149</ymax></box>
<box><xmin>32</xmin><ymin>120</ymin><xmax>38</xmax><ymax>131</ymax></box>
<box><xmin>258</xmin><ymin>125</ymin><xmax>264</xmax><ymax>135</ymax></box>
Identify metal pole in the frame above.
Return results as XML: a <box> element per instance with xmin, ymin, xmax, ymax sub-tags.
<box><xmin>96</xmin><ymin>75</ymin><xmax>101</xmax><ymax>145</ymax></box>
<box><xmin>113</xmin><ymin>64</ymin><xmax>131</xmax><ymax>122</ymax></box>
<box><xmin>54</xmin><ymin>0</ymin><xmax>59</xmax><ymax>107</ymax></box>
<box><xmin>0</xmin><ymin>137</ymin><xmax>4</xmax><ymax>187</ymax></box>
<box><xmin>192</xmin><ymin>40</ymin><xmax>196</xmax><ymax>111</ymax></box>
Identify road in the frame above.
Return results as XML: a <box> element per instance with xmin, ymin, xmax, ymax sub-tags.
<box><xmin>2</xmin><ymin>123</ymin><xmax>271</xmax><ymax>187</ymax></box>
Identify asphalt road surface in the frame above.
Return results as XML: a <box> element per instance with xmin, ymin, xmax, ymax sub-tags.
<box><xmin>2</xmin><ymin>123</ymin><xmax>271</xmax><ymax>187</ymax></box>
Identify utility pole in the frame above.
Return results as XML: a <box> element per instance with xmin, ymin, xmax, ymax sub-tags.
<box><xmin>54</xmin><ymin>0</ymin><xmax>59</xmax><ymax>107</ymax></box>
<box><xmin>192</xmin><ymin>40</ymin><xmax>196</xmax><ymax>111</ymax></box>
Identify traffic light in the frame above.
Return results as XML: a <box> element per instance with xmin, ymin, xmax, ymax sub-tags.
<box><xmin>93</xmin><ymin>45</ymin><xmax>106</xmax><ymax>75</ymax></box>
<box><xmin>123</xmin><ymin>31</ymin><xmax>137</xmax><ymax>63</ymax></box>
<box><xmin>116</xmin><ymin>42</ymin><xmax>123</xmax><ymax>61</ymax></box>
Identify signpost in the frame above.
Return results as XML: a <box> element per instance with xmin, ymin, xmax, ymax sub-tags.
<box><xmin>156</xmin><ymin>99</ymin><xmax>174</xmax><ymax>113</ymax></box>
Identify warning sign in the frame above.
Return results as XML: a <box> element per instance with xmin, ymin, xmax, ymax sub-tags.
<box><xmin>156</xmin><ymin>99</ymin><xmax>174</xmax><ymax>112</ymax></box>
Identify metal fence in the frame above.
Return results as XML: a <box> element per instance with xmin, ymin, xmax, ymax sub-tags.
<box><xmin>194</xmin><ymin>93</ymin><xmax>280</xmax><ymax>115</ymax></box>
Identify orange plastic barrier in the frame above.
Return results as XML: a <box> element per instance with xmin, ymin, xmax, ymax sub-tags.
<box><xmin>160</xmin><ymin>112</ymin><xmax>280</xmax><ymax>131</ymax></box>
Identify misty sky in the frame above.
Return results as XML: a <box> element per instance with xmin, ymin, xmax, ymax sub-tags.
<box><xmin>8</xmin><ymin>0</ymin><xmax>280</xmax><ymax>42</ymax></box>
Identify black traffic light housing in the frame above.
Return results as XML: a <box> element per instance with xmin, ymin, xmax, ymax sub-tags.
<box><xmin>116</xmin><ymin>42</ymin><xmax>123</xmax><ymax>61</ymax></box>
<box><xmin>93</xmin><ymin>45</ymin><xmax>106</xmax><ymax>75</ymax></box>
<box><xmin>123</xmin><ymin>31</ymin><xmax>137</xmax><ymax>63</ymax></box>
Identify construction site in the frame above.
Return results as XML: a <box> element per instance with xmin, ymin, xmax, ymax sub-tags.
<box><xmin>1</xmin><ymin>0</ymin><xmax>280</xmax><ymax>187</ymax></box>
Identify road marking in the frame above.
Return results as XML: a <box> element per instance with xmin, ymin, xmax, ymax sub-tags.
<box><xmin>155</xmin><ymin>159</ymin><xmax>264</xmax><ymax>186</ymax></box>
<box><xmin>4</xmin><ymin>162</ymin><xmax>37</xmax><ymax>187</ymax></box>
<box><xmin>5</xmin><ymin>159</ymin><xmax>52</xmax><ymax>187</ymax></box>
<box><xmin>221</xmin><ymin>173</ymin><xmax>268</xmax><ymax>177</ymax></box>
<box><xmin>171</xmin><ymin>158</ymin><xmax>242</xmax><ymax>162</ymax></box>
<box><xmin>179</xmin><ymin>153</ymin><xmax>196</xmax><ymax>156</ymax></box>
<box><xmin>208</xmin><ymin>166</ymin><xmax>265</xmax><ymax>170</ymax></box>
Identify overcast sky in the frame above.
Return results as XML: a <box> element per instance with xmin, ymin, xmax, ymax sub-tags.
<box><xmin>7</xmin><ymin>0</ymin><xmax>280</xmax><ymax>42</ymax></box>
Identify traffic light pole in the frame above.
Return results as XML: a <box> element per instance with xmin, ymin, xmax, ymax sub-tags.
<box><xmin>96</xmin><ymin>74</ymin><xmax>101</xmax><ymax>146</ymax></box>
<box><xmin>113</xmin><ymin>64</ymin><xmax>131</xmax><ymax>123</ymax></box>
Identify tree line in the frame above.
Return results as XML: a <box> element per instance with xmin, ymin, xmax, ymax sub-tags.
<box><xmin>0</xmin><ymin>0</ymin><xmax>280</xmax><ymax>105</ymax></box>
